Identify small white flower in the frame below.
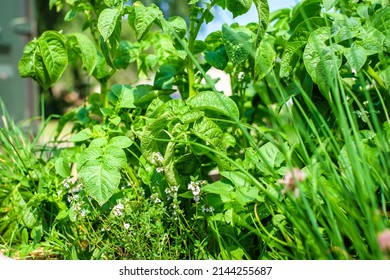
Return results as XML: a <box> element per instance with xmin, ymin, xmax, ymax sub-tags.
<box><xmin>156</xmin><ymin>167</ymin><xmax>164</xmax><ymax>173</ymax></box>
<box><xmin>201</xmin><ymin>205</ymin><xmax>214</xmax><ymax>213</ymax></box>
<box><xmin>124</xmin><ymin>223</ymin><xmax>130</xmax><ymax>230</ymax></box>
<box><xmin>80</xmin><ymin>209</ymin><xmax>87</xmax><ymax>217</ymax></box>
<box><xmin>113</xmin><ymin>202</ymin><xmax>124</xmax><ymax>216</ymax></box>
<box><xmin>151</xmin><ymin>152</ymin><xmax>164</xmax><ymax>165</ymax></box>
<box><xmin>150</xmin><ymin>193</ymin><xmax>162</xmax><ymax>204</ymax></box>
<box><xmin>188</xmin><ymin>181</ymin><xmax>202</xmax><ymax>202</ymax></box>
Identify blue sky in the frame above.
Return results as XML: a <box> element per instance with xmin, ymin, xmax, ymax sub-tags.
<box><xmin>200</xmin><ymin>0</ymin><xmax>298</xmax><ymax>37</ymax></box>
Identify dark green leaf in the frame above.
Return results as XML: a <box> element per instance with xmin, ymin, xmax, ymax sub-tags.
<box><xmin>205</xmin><ymin>46</ymin><xmax>229</xmax><ymax>70</ymax></box>
<box><xmin>226</xmin><ymin>0</ymin><xmax>252</xmax><ymax>18</ymax></box>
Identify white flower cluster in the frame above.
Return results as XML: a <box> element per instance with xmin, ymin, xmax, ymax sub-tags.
<box><xmin>150</xmin><ymin>193</ymin><xmax>162</xmax><ymax>204</ymax></box>
<box><xmin>151</xmin><ymin>152</ymin><xmax>164</xmax><ymax>165</ymax></box>
<box><xmin>188</xmin><ymin>180</ymin><xmax>207</xmax><ymax>202</ymax></box>
<box><xmin>67</xmin><ymin>193</ymin><xmax>87</xmax><ymax>218</ymax></box>
<box><xmin>63</xmin><ymin>177</ymin><xmax>75</xmax><ymax>189</ymax></box>
<box><xmin>113</xmin><ymin>202</ymin><xmax>124</xmax><ymax>216</ymax></box>
<box><xmin>151</xmin><ymin>152</ymin><xmax>164</xmax><ymax>174</ymax></box>
<box><xmin>201</xmin><ymin>205</ymin><xmax>214</xmax><ymax>213</ymax></box>
<box><xmin>165</xmin><ymin>185</ymin><xmax>179</xmax><ymax>200</ymax></box>
<box><xmin>63</xmin><ymin>177</ymin><xmax>83</xmax><ymax>193</ymax></box>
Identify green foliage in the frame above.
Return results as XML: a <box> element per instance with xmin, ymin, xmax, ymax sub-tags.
<box><xmin>3</xmin><ymin>0</ymin><xmax>390</xmax><ymax>260</ymax></box>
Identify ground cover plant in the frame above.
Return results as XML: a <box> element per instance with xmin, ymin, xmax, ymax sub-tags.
<box><xmin>0</xmin><ymin>0</ymin><xmax>389</xmax><ymax>259</ymax></box>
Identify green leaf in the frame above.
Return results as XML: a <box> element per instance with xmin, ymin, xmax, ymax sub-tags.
<box><xmin>344</xmin><ymin>45</ymin><xmax>367</xmax><ymax>72</ymax></box>
<box><xmin>356</xmin><ymin>26</ymin><xmax>387</xmax><ymax>55</ymax></box>
<box><xmin>38</xmin><ymin>31</ymin><xmax>68</xmax><ymax>85</ymax></box>
<box><xmin>65</xmin><ymin>8</ymin><xmax>79</xmax><ymax>21</ymax></box>
<box><xmin>323</xmin><ymin>0</ymin><xmax>338</xmax><ymax>11</ymax></box>
<box><xmin>280</xmin><ymin>17</ymin><xmax>325</xmax><ymax>78</ymax></box>
<box><xmin>19</xmin><ymin>31</ymin><xmax>68</xmax><ymax>89</ymax></box>
<box><xmin>79</xmin><ymin>161</ymin><xmax>121</xmax><ymax>205</ymax></box>
<box><xmin>289</xmin><ymin>0</ymin><xmax>322</xmax><ymax>31</ymax></box>
<box><xmin>226</xmin><ymin>0</ymin><xmax>252</xmax><ymax>18</ymax></box>
<box><xmin>104</xmin><ymin>0</ymin><xmax>119</xmax><ymax>6</ymax></box>
<box><xmin>70</xmin><ymin>128</ymin><xmax>93</xmax><ymax>142</ymax></box>
<box><xmin>205</xmin><ymin>46</ymin><xmax>229</xmax><ymax>70</ymax></box>
<box><xmin>202</xmin><ymin>180</ymin><xmax>234</xmax><ymax>197</ymax></box>
<box><xmin>103</xmin><ymin>146</ymin><xmax>127</xmax><ymax>169</ymax></box>
<box><xmin>19</xmin><ymin>40</ymin><xmax>51</xmax><ymax>89</ymax></box>
<box><xmin>303</xmin><ymin>27</ymin><xmax>343</xmax><ymax>93</ymax></box>
<box><xmin>77</xmin><ymin>147</ymin><xmax>102</xmax><ymax>171</ymax></box>
<box><xmin>220</xmin><ymin>170</ymin><xmax>251</xmax><ymax>187</ymax></box>
<box><xmin>98</xmin><ymin>8</ymin><xmax>121</xmax><ymax>42</ymax></box>
<box><xmin>372</xmin><ymin>6</ymin><xmax>390</xmax><ymax>40</ymax></box>
<box><xmin>256</xmin><ymin>142</ymin><xmax>285</xmax><ymax>174</ymax></box>
<box><xmin>164</xmin><ymin>16</ymin><xmax>187</xmax><ymax>38</ymax></box>
<box><xmin>192</xmin><ymin>117</ymin><xmax>221</xmax><ymax>148</ymax></box>
<box><xmin>68</xmin><ymin>33</ymin><xmax>97</xmax><ymax>75</ymax></box>
<box><xmin>235</xmin><ymin>185</ymin><xmax>260</xmax><ymax>205</ymax></box>
<box><xmin>132</xmin><ymin>2</ymin><xmax>162</xmax><ymax>40</ymax></box>
<box><xmin>140</xmin><ymin>116</ymin><xmax>172</xmax><ymax>164</ymax></box>
<box><xmin>114</xmin><ymin>40</ymin><xmax>141</xmax><ymax>69</ymax></box>
<box><xmin>154</xmin><ymin>63</ymin><xmax>182</xmax><ymax>89</ymax></box>
<box><xmin>108</xmin><ymin>136</ymin><xmax>133</xmax><ymax>148</ymax></box>
<box><xmin>255</xmin><ymin>38</ymin><xmax>275</xmax><ymax>80</ymax></box>
<box><xmin>331</xmin><ymin>17</ymin><xmax>361</xmax><ymax>43</ymax></box>
<box><xmin>55</xmin><ymin>157</ymin><xmax>70</xmax><ymax>177</ymax></box>
<box><xmin>187</xmin><ymin>91</ymin><xmax>239</xmax><ymax>119</ymax></box>
<box><xmin>222</xmin><ymin>24</ymin><xmax>253</xmax><ymax>65</ymax></box>
<box><xmin>253</xmin><ymin>0</ymin><xmax>270</xmax><ymax>38</ymax></box>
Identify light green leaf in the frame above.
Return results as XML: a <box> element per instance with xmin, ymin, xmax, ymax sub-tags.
<box><xmin>331</xmin><ymin>17</ymin><xmax>361</xmax><ymax>43</ymax></box>
<box><xmin>344</xmin><ymin>45</ymin><xmax>367</xmax><ymax>72</ymax></box>
<box><xmin>103</xmin><ymin>146</ymin><xmax>127</xmax><ymax>169</ymax></box>
<box><xmin>187</xmin><ymin>91</ymin><xmax>239</xmax><ymax>119</ymax></box>
<box><xmin>132</xmin><ymin>2</ymin><xmax>162</xmax><ymax>40</ymax></box>
<box><xmin>202</xmin><ymin>180</ymin><xmax>234</xmax><ymax>197</ymax></box>
<box><xmin>104</xmin><ymin>0</ymin><xmax>119</xmax><ymax>6</ymax></box>
<box><xmin>235</xmin><ymin>185</ymin><xmax>259</xmax><ymax>205</ymax></box>
<box><xmin>255</xmin><ymin>38</ymin><xmax>275</xmax><ymax>80</ymax></box>
<box><xmin>323</xmin><ymin>0</ymin><xmax>338</xmax><ymax>11</ymax></box>
<box><xmin>77</xmin><ymin>147</ymin><xmax>102</xmax><ymax>171</ymax></box>
<box><xmin>70</xmin><ymin>127</ymin><xmax>93</xmax><ymax>142</ymax></box>
<box><xmin>192</xmin><ymin>116</ymin><xmax>224</xmax><ymax>148</ymax></box>
<box><xmin>164</xmin><ymin>16</ymin><xmax>187</xmax><ymax>38</ymax></box>
<box><xmin>98</xmin><ymin>8</ymin><xmax>121</xmax><ymax>42</ymax></box>
<box><xmin>79</xmin><ymin>161</ymin><xmax>121</xmax><ymax>205</ymax></box>
<box><xmin>222</xmin><ymin>24</ymin><xmax>253</xmax><ymax>65</ymax></box>
<box><xmin>372</xmin><ymin>6</ymin><xmax>390</xmax><ymax>40</ymax></box>
<box><xmin>257</xmin><ymin>142</ymin><xmax>285</xmax><ymax>174</ymax></box>
<box><xmin>356</xmin><ymin>26</ymin><xmax>386</xmax><ymax>55</ymax></box>
<box><xmin>108</xmin><ymin>136</ymin><xmax>133</xmax><ymax>148</ymax></box>
<box><xmin>55</xmin><ymin>157</ymin><xmax>70</xmax><ymax>177</ymax></box>
<box><xmin>220</xmin><ymin>171</ymin><xmax>251</xmax><ymax>187</ymax></box>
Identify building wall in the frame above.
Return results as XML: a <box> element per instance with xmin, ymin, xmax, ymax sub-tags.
<box><xmin>0</xmin><ymin>0</ymin><xmax>38</xmax><ymax>124</ymax></box>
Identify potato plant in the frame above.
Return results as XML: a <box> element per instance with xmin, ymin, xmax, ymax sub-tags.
<box><xmin>0</xmin><ymin>0</ymin><xmax>389</xmax><ymax>259</ymax></box>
